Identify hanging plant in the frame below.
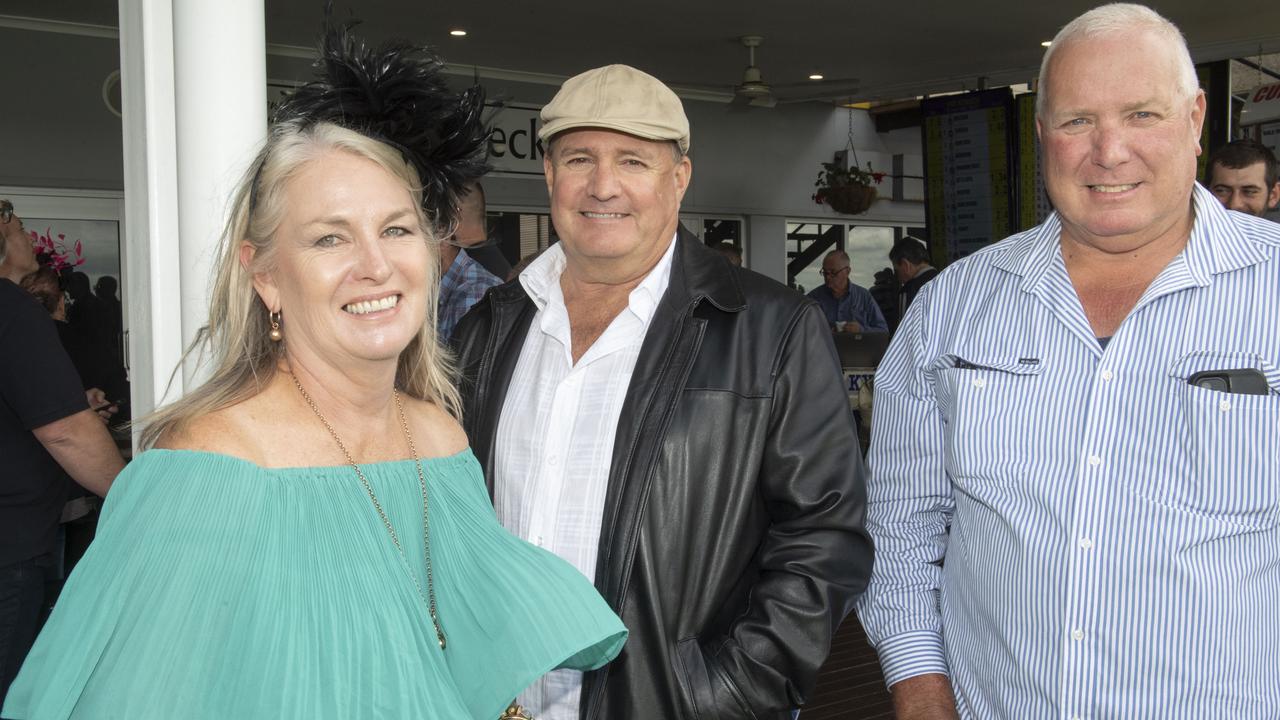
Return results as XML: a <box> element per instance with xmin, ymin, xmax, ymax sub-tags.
<box><xmin>813</xmin><ymin>105</ymin><xmax>886</xmax><ymax>215</ymax></box>
<box><xmin>813</xmin><ymin>161</ymin><xmax>884</xmax><ymax>215</ymax></box>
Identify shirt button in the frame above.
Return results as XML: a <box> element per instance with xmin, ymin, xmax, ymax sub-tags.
<box><xmin>1219</xmin><ymin>399</ymin><xmax>1231</xmax><ymax>412</ymax></box>
<box><xmin>534</xmin><ymin>535</ymin><xmax>543</xmax><ymax>547</ymax></box>
<box><xmin>972</xmin><ymin>377</ymin><xmax>986</xmax><ymax>389</ymax></box>
<box><xmin>1088</xmin><ymin>455</ymin><xmax>1101</xmax><ymax>467</ymax></box>
<box><xmin>1072</xmin><ymin>628</ymin><xmax>1085</xmax><ymax>641</ymax></box>
<box><xmin>547</xmin><ymin>455</ymin><xmax>558</xmax><ymax>466</ymax></box>
<box><xmin>1100</xmin><ymin>369</ymin><xmax>1114</xmax><ymax>381</ymax></box>
<box><xmin>1079</xmin><ymin>537</ymin><xmax>1093</xmax><ymax>550</ymax></box>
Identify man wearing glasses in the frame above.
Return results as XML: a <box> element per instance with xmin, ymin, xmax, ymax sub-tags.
<box><xmin>0</xmin><ymin>201</ymin><xmax>38</xmax><ymax>281</ymax></box>
<box><xmin>807</xmin><ymin>249</ymin><xmax>887</xmax><ymax>332</ymax></box>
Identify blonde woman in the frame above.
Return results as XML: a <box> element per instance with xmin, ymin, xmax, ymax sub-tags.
<box><xmin>3</xmin><ymin>27</ymin><xmax>622</xmax><ymax>720</ymax></box>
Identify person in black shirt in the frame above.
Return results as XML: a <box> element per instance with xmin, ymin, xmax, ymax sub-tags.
<box><xmin>869</xmin><ymin>266</ymin><xmax>901</xmax><ymax>331</ymax></box>
<box><xmin>94</xmin><ymin>275</ymin><xmax>125</xmax><ymax>365</ymax></box>
<box><xmin>0</xmin><ymin>200</ymin><xmax>123</xmax><ymax>703</ymax></box>
<box><xmin>65</xmin><ymin>271</ymin><xmax>105</xmax><ymax>351</ymax></box>
<box><xmin>22</xmin><ymin>268</ymin><xmax>128</xmax><ymax>412</ymax></box>
<box><xmin>889</xmin><ymin>236</ymin><xmax>939</xmax><ymax>322</ymax></box>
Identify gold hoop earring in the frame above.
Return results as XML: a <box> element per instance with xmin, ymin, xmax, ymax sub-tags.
<box><xmin>269</xmin><ymin>311</ymin><xmax>283</xmax><ymax>342</ymax></box>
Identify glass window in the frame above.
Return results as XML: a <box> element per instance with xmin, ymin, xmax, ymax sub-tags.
<box><xmin>845</xmin><ymin>226</ymin><xmax>896</xmax><ymax>290</ymax></box>
<box><xmin>485</xmin><ymin>211</ymin><xmax>552</xmax><ymax>267</ymax></box>
<box><xmin>785</xmin><ymin>221</ymin><xmax>918</xmax><ymax>302</ymax></box>
<box><xmin>517</xmin><ymin>213</ymin><xmax>552</xmax><ymax>258</ymax></box>
<box><xmin>700</xmin><ymin>218</ymin><xmax>741</xmax><ymax>248</ymax></box>
<box><xmin>786</xmin><ymin>222</ymin><xmax>842</xmax><ymax>294</ymax></box>
<box><xmin>681</xmin><ymin>214</ymin><xmax>745</xmax><ymax>266</ymax></box>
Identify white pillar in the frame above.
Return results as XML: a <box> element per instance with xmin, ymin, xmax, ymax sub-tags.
<box><xmin>118</xmin><ymin>0</ymin><xmax>267</xmax><ymax>445</ymax></box>
<box><xmin>746</xmin><ymin>215</ymin><xmax>788</xmax><ymax>284</ymax></box>
<box><xmin>118</xmin><ymin>0</ymin><xmax>182</xmax><ymax>435</ymax></box>
<box><xmin>173</xmin><ymin>0</ymin><xmax>266</xmax><ymax>386</ymax></box>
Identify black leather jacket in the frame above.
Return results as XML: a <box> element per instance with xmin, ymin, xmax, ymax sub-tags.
<box><xmin>453</xmin><ymin>229</ymin><xmax>873</xmax><ymax>719</ymax></box>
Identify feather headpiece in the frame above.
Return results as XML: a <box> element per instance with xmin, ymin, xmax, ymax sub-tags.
<box><xmin>273</xmin><ymin>7</ymin><xmax>489</xmax><ymax>233</ymax></box>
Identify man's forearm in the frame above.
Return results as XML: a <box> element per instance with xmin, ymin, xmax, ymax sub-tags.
<box><xmin>32</xmin><ymin>409</ymin><xmax>125</xmax><ymax>496</ymax></box>
<box><xmin>891</xmin><ymin>673</ymin><xmax>959</xmax><ymax>720</ymax></box>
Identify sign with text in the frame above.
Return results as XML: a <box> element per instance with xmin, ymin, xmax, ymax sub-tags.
<box><xmin>1242</xmin><ymin>83</ymin><xmax>1280</xmax><ymax>126</ymax></box>
<box><xmin>487</xmin><ymin>103</ymin><xmax>546</xmax><ymax>177</ymax></box>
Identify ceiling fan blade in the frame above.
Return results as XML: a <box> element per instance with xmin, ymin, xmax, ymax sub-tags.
<box><xmin>725</xmin><ymin>92</ymin><xmax>776</xmax><ymax>111</ymax></box>
<box><xmin>769</xmin><ymin>77</ymin><xmax>861</xmax><ymax>91</ymax></box>
<box><xmin>726</xmin><ymin>92</ymin><xmax>753</xmax><ymax>112</ymax></box>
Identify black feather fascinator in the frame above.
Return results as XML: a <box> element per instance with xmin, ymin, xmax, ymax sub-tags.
<box><xmin>273</xmin><ymin>8</ymin><xmax>489</xmax><ymax>233</ymax></box>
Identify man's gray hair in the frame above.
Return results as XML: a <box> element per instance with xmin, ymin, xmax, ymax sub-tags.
<box><xmin>1036</xmin><ymin>3</ymin><xmax>1199</xmax><ymax>117</ymax></box>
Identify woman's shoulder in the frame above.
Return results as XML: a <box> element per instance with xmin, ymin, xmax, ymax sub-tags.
<box><xmin>401</xmin><ymin>394</ymin><xmax>469</xmax><ymax>460</ymax></box>
<box><xmin>154</xmin><ymin>401</ymin><xmax>269</xmax><ymax>463</ymax></box>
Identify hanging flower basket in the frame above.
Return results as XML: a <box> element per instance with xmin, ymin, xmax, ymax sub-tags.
<box><xmin>813</xmin><ymin>160</ymin><xmax>884</xmax><ymax>216</ymax></box>
<box><xmin>824</xmin><ymin>184</ymin><xmax>878</xmax><ymax>215</ymax></box>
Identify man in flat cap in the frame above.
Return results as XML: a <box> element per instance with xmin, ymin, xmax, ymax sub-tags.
<box><xmin>454</xmin><ymin>64</ymin><xmax>872</xmax><ymax>719</ymax></box>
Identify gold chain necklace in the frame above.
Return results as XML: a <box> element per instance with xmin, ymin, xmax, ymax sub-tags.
<box><xmin>291</xmin><ymin>374</ymin><xmax>447</xmax><ymax>650</ymax></box>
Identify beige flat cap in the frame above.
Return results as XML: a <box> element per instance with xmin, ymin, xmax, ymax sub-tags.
<box><xmin>538</xmin><ymin>64</ymin><xmax>690</xmax><ymax>154</ymax></box>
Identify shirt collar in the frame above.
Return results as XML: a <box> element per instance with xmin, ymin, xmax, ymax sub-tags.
<box><xmin>518</xmin><ymin>232</ymin><xmax>677</xmax><ymax>325</ymax></box>
<box><xmin>627</xmin><ymin>232</ymin><xmax>677</xmax><ymax>325</ymax></box>
<box><xmin>993</xmin><ymin>182</ymin><xmax>1275</xmax><ymax>292</ymax></box>
<box><xmin>1184</xmin><ymin>181</ymin><xmax>1275</xmax><ymax>281</ymax></box>
<box><xmin>517</xmin><ymin>243</ymin><xmax>566</xmax><ymax>313</ymax></box>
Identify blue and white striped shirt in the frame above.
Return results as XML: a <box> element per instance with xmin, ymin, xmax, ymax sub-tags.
<box><xmin>857</xmin><ymin>183</ymin><xmax>1280</xmax><ymax>719</ymax></box>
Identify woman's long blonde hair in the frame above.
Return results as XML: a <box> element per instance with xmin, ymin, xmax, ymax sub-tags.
<box><xmin>139</xmin><ymin>121</ymin><xmax>460</xmax><ymax>449</ymax></box>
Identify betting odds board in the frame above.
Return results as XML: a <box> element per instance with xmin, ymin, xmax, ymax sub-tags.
<box><xmin>921</xmin><ymin>88</ymin><xmax>1017</xmax><ymax>265</ymax></box>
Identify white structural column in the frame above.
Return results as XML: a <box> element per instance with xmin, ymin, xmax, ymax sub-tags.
<box><xmin>746</xmin><ymin>215</ymin><xmax>788</xmax><ymax>284</ymax></box>
<box><xmin>173</xmin><ymin>0</ymin><xmax>267</xmax><ymax>386</ymax></box>
<box><xmin>118</xmin><ymin>0</ymin><xmax>266</xmax><ymax>443</ymax></box>
<box><xmin>118</xmin><ymin>0</ymin><xmax>182</xmax><ymax>433</ymax></box>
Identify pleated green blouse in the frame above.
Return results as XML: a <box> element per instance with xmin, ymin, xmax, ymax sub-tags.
<box><xmin>3</xmin><ymin>449</ymin><xmax>626</xmax><ymax>719</ymax></box>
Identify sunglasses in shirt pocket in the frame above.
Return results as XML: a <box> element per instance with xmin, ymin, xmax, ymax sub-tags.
<box><xmin>1165</xmin><ymin>351</ymin><xmax>1280</xmax><ymax>528</ymax></box>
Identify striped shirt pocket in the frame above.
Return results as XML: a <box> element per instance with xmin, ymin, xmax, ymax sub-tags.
<box><xmin>933</xmin><ymin>353</ymin><xmax>1046</xmax><ymax>490</ymax></box>
<box><xmin>1166</xmin><ymin>352</ymin><xmax>1280</xmax><ymax>527</ymax></box>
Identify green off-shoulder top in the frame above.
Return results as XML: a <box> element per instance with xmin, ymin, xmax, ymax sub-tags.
<box><xmin>3</xmin><ymin>449</ymin><xmax>626</xmax><ymax>720</ymax></box>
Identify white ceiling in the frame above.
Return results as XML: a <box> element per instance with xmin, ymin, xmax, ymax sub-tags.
<box><xmin>5</xmin><ymin>1</ymin><xmax>1280</xmax><ymax>102</ymax></box>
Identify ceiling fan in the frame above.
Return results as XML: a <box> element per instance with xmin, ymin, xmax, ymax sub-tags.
<box><xmin>728</xmin><ymin>35</ymin><xmax>861</xmax><ymax>109</ymax></box>
<box><xmin>733</xmin><ymin>36</ymin><xmax>775</xmax><ymax>107</ymax></box>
